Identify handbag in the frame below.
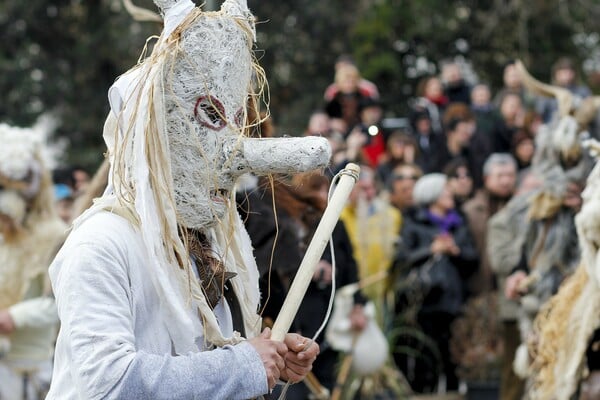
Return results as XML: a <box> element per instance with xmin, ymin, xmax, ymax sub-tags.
<box><xmin>404</xmin><ymin>254</ymin><xmax>445</xmax><ymax>295</ymax></box>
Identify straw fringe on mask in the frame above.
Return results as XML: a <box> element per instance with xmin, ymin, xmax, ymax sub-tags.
<box><xmin>74</xmin><ymin>1</ymin><xmax>264</xmax><ymax>354</ymax></box>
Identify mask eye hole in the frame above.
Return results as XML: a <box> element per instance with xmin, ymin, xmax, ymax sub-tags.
<box><xmin>194</xmin><ymin>96</ymin><xmax>226</xmax><ymax>131</ymax></box>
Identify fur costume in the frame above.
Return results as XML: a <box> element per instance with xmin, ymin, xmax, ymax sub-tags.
<box><xmin>508</xmin><ymin>62</ymin><xmax>598</xmax><ymax>383</ymax></box>
<box><xmin>0</xmin><ymin>122</ymin><xmax>67</xmax><ymax>399</ymax></box>
<box><xmin>520</xmin><ymin>83</ymin><xmax>600</xmax><ymax>400</ymax></box>
<box><xmin>527</xmin><ymin>140</ymin><xmax>600</xmax><ymax>399</ymax></box>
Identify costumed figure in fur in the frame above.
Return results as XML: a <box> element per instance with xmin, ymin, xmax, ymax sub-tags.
<box><xmin>525</xmin><ymin>138</ymin><xmax>600</xmax><ymax>400</ymax></box>
<box><xmin>504</xmin><ymin>61</ymin><xmax>599</xmax><ymax>385</ymax></box>
<box><xmin>526</xmin><ymin>137</ymin><xmax>600</xmax><ymax>400</ymax></box>
<box><xmin>0</xmin><ymin>123</ymin><xmax>67</xmax><ymax>400</ymax></box>
<box><xmin>46</xmin><ymin>1</ymin><xmax>328</xmax><ymax>399</ymax></box>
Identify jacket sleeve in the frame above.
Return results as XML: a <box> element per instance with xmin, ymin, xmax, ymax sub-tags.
<box><xmin>450</xmin><ymin>223</ymin><xmax>479</xmax><ymax>279</ymax></box>
<box><xmin>9</xmin><ymin>297</ymin><xmax>57</xmax><ymax>330</ymax></box>
<box><xmin>53</xmin><ymin>240</ymin><xmax>267</xmax><ymax>400</ymax></box>
<box><xmin>487</xmin><ymin>205</ymin><xmax>530</xmax><ymax>277</ymax></box>
<box><xmin>8</xmin><ymin>273</ymin><xmax>58</xmax><ymax>329</ymax></box>
<box><xmin>394</xmin><ymin>218</ymin><xmax>432</xmax><ymax>271</ymax></box>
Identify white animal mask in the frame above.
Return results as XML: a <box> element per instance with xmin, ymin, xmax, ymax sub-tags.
<box><xmin>0</xmin><ymin>124</ymin><xmax>44</xmax><ymax>229</ymax></box>
<box><xmin>110</xmin><ymin>0</ymin><xmax>330</xmax><ymax>229</ymax></box>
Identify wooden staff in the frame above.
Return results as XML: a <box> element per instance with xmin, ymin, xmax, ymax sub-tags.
<box><xmin>303</xmin><ymin>371</ymin><xmax>330</xmax><ymax>400</ymax></box>
<box><xmin>270</xmin><ymin>163</ymin><xmax>360</xmax><ymax>341</ymax></box>
<box><xmin>330</xmin><ymin>353</ymin><xmax>354</xmax><ymax>400</ymax></box>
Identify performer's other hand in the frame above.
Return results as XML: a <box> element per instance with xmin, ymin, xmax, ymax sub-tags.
<box><xmin>0</xmin><ymin>310</ymin><xmax>15</xmax><ymax>334</ymax></box>
<box><xmin>505</xmin><ymin>271</ymin><xmax>528</xmax><ymax>300</ymax></box>
<box><xmin>280</xmin><ymin>333</ymin><xmax>320</xmax><ymax>383</ymax></box>
<box><xmin>248</xmin><ymin>327</ymin><xmax>287</xmax><ymax>389</ymax></box>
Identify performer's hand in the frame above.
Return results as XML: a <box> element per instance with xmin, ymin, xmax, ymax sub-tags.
<box><xmin>280</xmin><ymin>333</ymin><xmax>319</xmax><ymax>383</ymax></box>
<box><xmin>505</xmin><ymin>271</ymin><xmax>528</xmax><ymax>300</ymax></box>
<box><xmin>0</xmin><ymin>310</ymin><xmax>15</xmax><ymax>334</ymax></box>
<box><xmin>247</xmin><ymin>328</ymin><xmax>287</xmax><ymax>389</ymax></box>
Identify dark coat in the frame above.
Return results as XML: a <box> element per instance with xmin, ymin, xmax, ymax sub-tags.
<box><xmin>395</xmin><ymin>207</ymin><xmax>478</xmax><ymax>315</ymax></box>
<box><xmin>237</xmin><ymin>184</ymin><xmax>364</xmax><ymax>333</ymax></box>
<box><xmin>413</xmin><ymin>131</ymin><xmax>446</xmax><ymax>174</ymax></box>
<box><xmin>295</xmin><ymin>221</ymin><xmax>365</xmax><ymax>341</ymax></box>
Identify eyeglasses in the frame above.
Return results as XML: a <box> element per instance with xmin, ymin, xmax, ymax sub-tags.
<box><xmin>451</xmin><ymin>172</ymin><xmax>471</xmax><ymax>179</ymax></box>
<box><xmin>393</xmin><ymin>174</ymin><xmax>419</xmax><ymax>181</ymax></box>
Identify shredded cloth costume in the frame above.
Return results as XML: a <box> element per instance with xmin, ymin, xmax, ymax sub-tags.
<box><xmin>527</xmin><ymin>141</ymin><xmax>600</xmax><ymax>400</ymax></box>
<box><xmin>47</xmin><ymin>0</ymin><xmax>330</xmax><ymax>399</ymax></box>
<box><xmin>514</xmin><ymin>61</ymin><xmax>600</xmax><ymax>399</ymax></box>
<box><xmin>0</xmin><ymin>123</ymin><xmax>67</xmax><ymax>400</ymax></box>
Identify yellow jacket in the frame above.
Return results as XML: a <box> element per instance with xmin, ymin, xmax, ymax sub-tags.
<box><xmin>340</xmin><ymin>197</ymin><xmax>402</xmax><ymax>299</ymax></box>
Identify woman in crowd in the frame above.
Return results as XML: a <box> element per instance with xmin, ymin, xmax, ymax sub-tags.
<box><xmin>394</xmin><ymin>173</ymin><xmax>478</xmax><ymax>393</ymax></box>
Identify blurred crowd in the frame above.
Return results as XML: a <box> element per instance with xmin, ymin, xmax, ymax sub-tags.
<box><xmin>7</xmin><ymin>54</ymin><xmax>594</xmax><ymax>399</ymax></box>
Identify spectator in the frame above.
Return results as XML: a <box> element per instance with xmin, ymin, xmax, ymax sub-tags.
<box><xmin>394</xmin><ymin>173</ymin><xmax>478</xmax><ymax>393</ymax></box>
<box><xmin>471</xmin><ymin>83</ymin><xmax>501</xmax><ymax>138</ymax></box>
<box><xmin>387</xmin><ymin>163</ymin><xmax>423</xmax><ymax>216</ymax></box>
<box><xmin>493</xmin><ymin>92</ymin><xmax>525</xmax><ymax>154</ymax></box>
<box><xmin>376</xmin><ymin>130</ymin><xmax>417</xmax><ymax>185</ymax></box>
<box><xmin>441</xmin><ymin>60</ymin><xmax>471</xmax><ymax>105</ymax></box>
<box><xmin>511</xmin><ymin>129</ymin><xmax>535</xmax><ymax>173</ymax></box>
<box><xmin>463</xmin><ymin>153</ymin><xmax>518</xmax><ymax>296</ymax></box>
<box><xmin>238</xmin><ymin>172</ymin><xmax>367</xmax><ymax>399</ymax></box>
<box><xmin>323</xmin><ymin>54</ymin><xmax>379</xmax><ymax>102</ymax></box>
<box><xmin>340</xmin><ymin>166</ymin><xmax>402</xmax><ymax>300</ymax></box>
<box><xmin>350</xmin><ymin>97</ymin><xmax>387</xmax><ymax>168</ymax></box>
<box><xmin>325</xmin><ymin>63</ymin><xmax>375</xmax><ymax>131</ymax></box>
<box><xmin>286</xmin><ymin>172</ymin><xmax>367</xmax><ymax>398</ymax></box>
<box><xmin>70</xmin><ymin>166</ymin><xmax>90</xmax><ymax>197</ymax></box>
<box><xmin>411</xmin><ymin>75</ymin><xmax>448</xmax><ymax>136</ymax></box>
<box><xmin>435</xmin><ymin>103</ymin><xmax>477</xmax><ymax>175</ymax></box>
<box><xmin>535</xmin><ymin>57</ymin><xmax>591</xmax><ymax>123</ymax></box>
<box><xmin>443</xmin><ymin>157</ymin><xmax>474</xmax><ymax>211</ymax></box>
<box><xmin>493</xmin><ymin>60</ymin><xmax>535</xmax><ymax>109</ymax></box>
<box><xmin>52</xmin><ymin>166</ymin><xmax>91</xmax><ymax>199</ymax></box>
<box><xmin>410</xmin><ymin>109</ymin><xmax>445</xmax><ymax>174</ymax></box>
<box><xmin>54</xmin><ymin>183</ymin><xmax>75</xmax><ymax>224</ymax></box>
<box><xmin>304</xmin><ymin>110</ymin><xmax>332</xmax><ymax>137</ymax></box>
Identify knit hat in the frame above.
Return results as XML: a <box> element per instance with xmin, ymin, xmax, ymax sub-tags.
<box><xmin>413</xmin><ymin>173</ymin><xmax>447</xmax><ymax>206</ymax></box>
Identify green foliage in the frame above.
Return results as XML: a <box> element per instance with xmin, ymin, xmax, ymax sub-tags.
<box><xmin>2</xmin><ymin>0</ymin><xmax>600</xmax><ymax>171</ymax></box>
<box><xmin>0</xmin><ymin>0</ymin><xmax>159</xmax><ymax>170</ymax></box>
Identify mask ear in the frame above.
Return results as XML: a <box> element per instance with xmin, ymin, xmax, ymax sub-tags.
<box><xmin>516</xmin><ymin>59</ymin><xmax>573</xmax><ymax>118</ymax></box>
<box><xmin>123</xmin><ymin>0</ymin><xmax>162</xmax><ymax>22</ymax></box>
<box><xmin>221</xmin><ymin>0</ymin><xmax>256</xmax><ymax>41</ymax></box>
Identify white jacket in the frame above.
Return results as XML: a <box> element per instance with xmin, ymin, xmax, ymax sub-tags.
<box><xmin>47</xmin><ymin>211</ymin><xmax>267</xmax><ymax>399</ymax></box>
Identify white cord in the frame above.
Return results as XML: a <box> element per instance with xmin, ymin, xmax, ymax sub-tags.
<box><xmin>276</xmin><ymin>170</ymin><xmax>347</xmax><ymax>399</ymax></box>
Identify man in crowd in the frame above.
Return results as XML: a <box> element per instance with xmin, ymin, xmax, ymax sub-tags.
<box><xmin>463</xmin><ymin>153</ymin><xmax>518</xmax><ymax>296</ymax></box>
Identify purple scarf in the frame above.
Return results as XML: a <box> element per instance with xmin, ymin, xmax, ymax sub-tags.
<box><xmin>426</xmin><ymin>209</ymin><xmax>463</xmax><ymax>234</ymax></box>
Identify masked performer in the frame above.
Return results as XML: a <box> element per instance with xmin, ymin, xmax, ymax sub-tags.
<box><xmin>509</xmin><ymin>61</ymin><xmax>600</xmax><ymax>399</ymax></box>
<box><xmin>46</xmin><ymin>1</ymin><xmax>328</xmax><ymax>398</ymax></box>
<box><xmin>527</xmin><ymin>139</ymin><xmax>600</xmax><ymax>400</ymax></box>
<box><xmin>0</xmin><ymin>123</ymin><xmax>67</xmax><ymax>399</ymax></box>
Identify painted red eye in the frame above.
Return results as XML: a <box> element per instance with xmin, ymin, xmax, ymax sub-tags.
<box><xmin>194</xmin><ymin>96</ymin><xmax>226</xmax><ymax>131</ymax></box>
<box><xmin>234</xmin><ymin>108</ymin><xmax>244</xmax><ymax>127</ymax></box>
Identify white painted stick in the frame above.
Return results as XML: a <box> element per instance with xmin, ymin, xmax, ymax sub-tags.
<box><xmin>270</xmin><ymin>163</ymin><xmax>360</xmax><ymax>341</ymax></box>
